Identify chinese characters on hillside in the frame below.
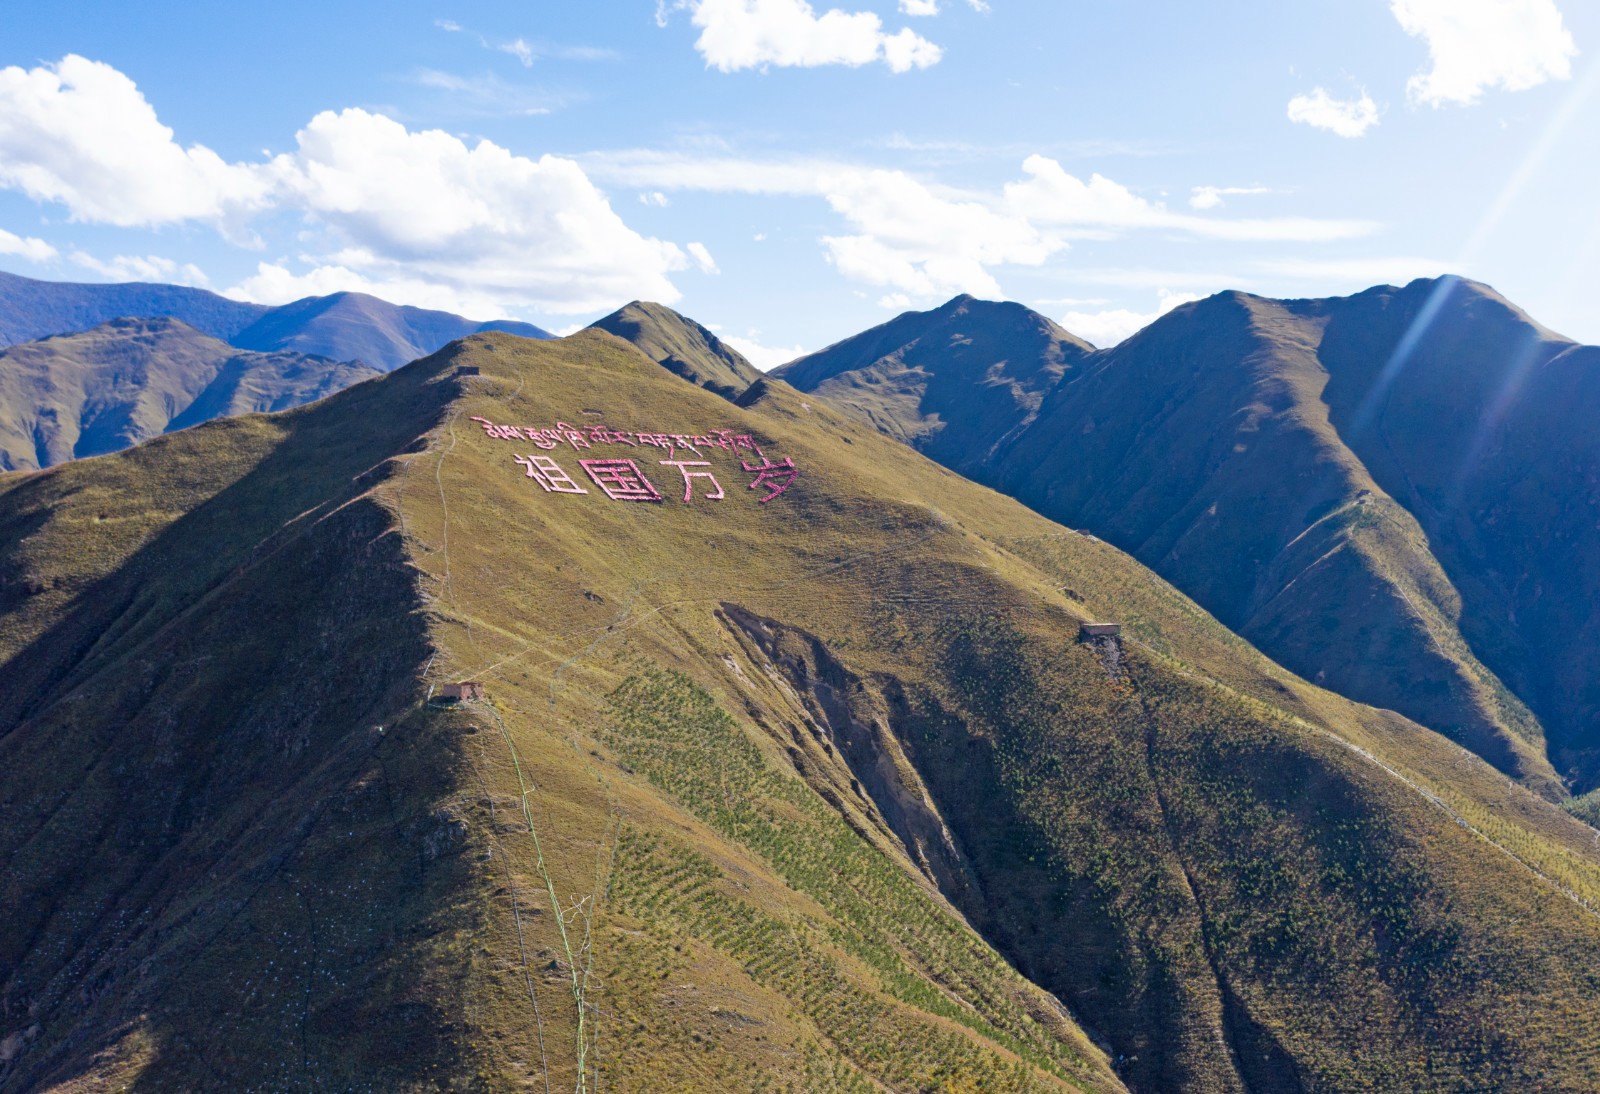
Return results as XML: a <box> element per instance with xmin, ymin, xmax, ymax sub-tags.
<box><xmin>471</xmin><ymin>416</ymin><xmax>798</xmax><ymax>505</ymax></box>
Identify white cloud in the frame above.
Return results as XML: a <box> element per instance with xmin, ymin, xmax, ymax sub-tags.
<box><xmin>687</xmin><ymin>241</ymin><xmax>720</xmax><ymax>273</ymax></box>
<box><xmin>274</xmin><ymin>108</ymin><xmax>687</xmax><ymax>313</ymax></box>
<box><xmin>411</xmin><ymin>69</ymin><xmax>555</xmax><ymax>116</ymax></box>
<box><xmin>436</xmin><ymin>18</ymin><xmax>463</xmax><ymax>32</ymax></box>
<box><xmin>0</xmin><ymin>227</ymin><xmax>57</xmax><ymax>262</ymax></box>
<box><xmin>1061</xmin><ymin>289</ymin><xmax>1200</xmax><ymax>348</ymax></box>
<box><xmin>1286</xmin><ymin>87</ymin><xmax>1380</xmax><ymax>137</ymax></box>
<box><xmin>1189</xmin><ymin>185</ymin><xmax>1271</xmax><ymax>210</ymax></box>
<box><xmin>820</xmin><ymin>167</ymin><xmax>1058</xmax><ymax>298</ymax></box>
<box><xmin>0</xmin><ymin>57</ymin><xmax>693</xmax><ymax>316</ymax></box>
<box><xmin>69</xmin><ymin>250</ymin><xmax>209</xmax><ymax>285</ymax></box>
<box><xmin>900</xmin><ymin>0</ymin><xmax>939</xmax><ymax>13</ymax></box>
<box><xmin>1006</xmin><ymin>155</ymin><xmax>1371</xmax><ymax>240</ymax></box>
<box><xmin>1391</xmin><ymin>0</ymin><xmax>1577</xmax><ymax>106</ymax></box>
<box><xmin>0</xmin><ymin>55</ymin><xmax>277</xmax><ymax>228</ymax></box>
<box><xmin>672</xmin><ymin>0</ymin><xmax>943</xmax><ymax>73</ymax></box>
<box><xmin>639</xmin><ymin>190</ymin><xmax>671</xmax><ymax>206</ymax></box>
<box><xmin>500</xmin><ymin>37</ymin><xmax>535</xmax><ymax>66</ymax></box>
<box><xmin>721</xmin><ymin>331</ymin><xmax>807</xmax><ymax>369</ymax></box>
<box><xmin>586</xmin><ymin>150</ymin><xmax>1372</xmax><ymax>304</ymax></box>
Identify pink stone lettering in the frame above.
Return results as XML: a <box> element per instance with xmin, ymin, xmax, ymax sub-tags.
<box><xmin>514</xmin><ymin>454</ymin><xmax>588</xmax><ymax>494</ymax></box>
<box><xmin>659</xmin><ymin>460</ymin><xmax>725</xmax><ymax>502</ymax></box>
<box><xmin>580</xmin><ymin>458</ymin><xmax>664</xmax><ymax>502</ymax></box>
<box><xmin>742</xmin><ymin>456</ymin><xmax>798</xmax><ymax>503</ymax></box>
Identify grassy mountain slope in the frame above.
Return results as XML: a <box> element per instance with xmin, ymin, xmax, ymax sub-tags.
<box><xmin>0</xmin><ymin>317</ymin><xmax>378</xmax><ymax>471</ymax></box>
<box><xmin>6</xmin><ymin>331</ymin><xmax>1600</xmax><ymax>1091</ymax></box>
<box><xmin>773</xmin><ymin>295</ymin><xmax>1093</xmax><ymax>475</ymax></box>
<box><xmin>994</xmin><ymin>288</ymin><xmax>1562</xmax><ymax>796</ymax></box>
<box><xmin>231</xmin><ymin>291</ymin><xmax>552</xmax><ymax>372</ymax></box>
<box><xmin>0</xmin><ymin>270</ymin><xmax>267</xmax><ymax>348</ymax></box>
<box><xmin>589</xmin><ymin>300</ymin><xmax>764</xmax><ymax>400</ymax></box>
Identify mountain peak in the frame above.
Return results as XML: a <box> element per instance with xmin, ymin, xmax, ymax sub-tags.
<box><xmin>588</xmin><ymin>299</ymin><xmax>762</xmax><ymax>401</ymax></box>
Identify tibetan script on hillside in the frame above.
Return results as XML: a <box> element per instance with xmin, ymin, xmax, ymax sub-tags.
<box><xmin>470</xmin><ymin>416</ymin><xmax>798</xmax><ymax>504</ymax></box>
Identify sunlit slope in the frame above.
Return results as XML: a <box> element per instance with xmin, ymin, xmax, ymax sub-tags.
<box><xmin>588</xmin><ymin>300</ymin><xmax>764</xmax><ymax>400</ymax></box>
<box><xmin>397</xmin><ymin>332</ymin><xmax>1600</xmax><ymax>1093</ymax></box>
<box><xmin>6</xmin><ymin>329</ymin><xmax>1600</xmax><ymax>1092</ymax></box>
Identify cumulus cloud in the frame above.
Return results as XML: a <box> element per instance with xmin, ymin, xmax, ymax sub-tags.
<box><xmin>1189</xmin><ymin>185</ymin><xmax>1271</xmax><ymax>210</ymax></box>
<box><xmin>0</xmin><ymin>55</ymin><xmax>277</xmax><ymax>228</ymax></box>
<box><xmin>900</xmin><ymin>0</ymin><xmax>939</xmax><ymax>13</ymax></box>
<box><xmin>669</xmin><ymin>0</ymin><xmax>943</xmax><ymax>73</ymax></box>
<box><xmin>273</xmin><ymin>108</ymin><xmax>688</xmax><ymax>313</ymax></box>
<box><xmin>0</xmin><ymin>57</ymin><xmax>693</xmax><ymax>316</ymax></box>
<box><xmin>1391</xmin><ymin>0</ymin><xmax>1577</xmax><ymax>106</ymax></box>
<box><xmin>0</xmin><ymin>227</ymin><xmax>57</xmax><ymax>262</ymax></box>
<box><xmin>69</xmin><ymin>250</ymin><xmax>209</xmax><ymax>285</ymax></box>
<box><xmin>1286</xmin><ymin>88</ymin><xmax>1380</xmax><ymax>137</ymax></box>
<box><xmin>1060</xmin><ymin>289</ymin><xmax>1200</xmax><ymax>348</ymax></box>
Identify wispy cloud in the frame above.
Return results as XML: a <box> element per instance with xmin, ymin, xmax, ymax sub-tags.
<box><xmin>411</xmin><ymin>69</ymin><xmax>558</xmax><ymax>116</ymax></box>
<box><xmin>1189</xmin><ymin>185</ymin><xmax>1273</xmax><ymax>210</ymax></box>
<box><xmin>585</xmin><ymin>147</ymin><xmax>1373</xmax><ymax>302</ymax></box>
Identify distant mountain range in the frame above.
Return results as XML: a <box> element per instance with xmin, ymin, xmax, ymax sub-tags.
<box><xmin>773</xmin><ymin>279</ymin><xmax>1600</xmax><ymax>799</ymax></box>
<box><xmin>0</xmin><ymin>270</ymin><xmax>553</xmax><ymax>370</ymax></box>
<box><xmin>0</xmin><ymin>270</ymin><xmax>554</xmax><ymax>469</ymax></box>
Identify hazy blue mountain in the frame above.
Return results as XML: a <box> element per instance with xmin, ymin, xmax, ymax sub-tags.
<box><xmin>0</xmin><ymin>269</ymin><xmax>268</xmax><ymax>348</ymax></box>
<box><xmin>230</xmin><ymin>291</ymin><xmax>553</xmax><ymax>371</ymax></box>
<box><xmin>0</xmin><ymin>271</ymin><xmax>554</xmax><ymax>371</ymax></box>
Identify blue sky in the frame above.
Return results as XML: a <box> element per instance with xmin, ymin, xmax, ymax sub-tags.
<box><xmin>0</xmin><ymin>0</ymin><xmax>1595</xmax><ymax>363</ymax></box>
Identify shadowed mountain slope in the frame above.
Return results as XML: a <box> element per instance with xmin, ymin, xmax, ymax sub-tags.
<box><xmin>588</xmin><ymin>300</ymin><xmax>763</xmax><ymax>399</ymax></box>
<box><xmin>230</xmin><ymin>290</ymin><xmax>552</xmax><ymax>371</ymax></box>
<box><xmin>5</xmin><ymin>331</ymin><xmax>1600</xmax><ymax>1091</ymax></box>
<box><xmin>773</xmin><ymin>294</ymin><xmax>1093</xmax><ymax>475</ymax></box>
<box><xmin>0</xmin><ymin>316</ymin><xmax>378</xmax><ymax>471</ymax></box>
<box><xmin>776</xmin><ymin>282</ymin><xmax>1600</xmax><ymax>796</ymax></box>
